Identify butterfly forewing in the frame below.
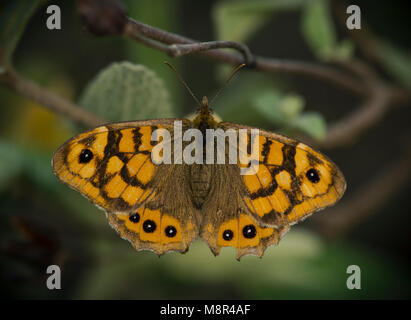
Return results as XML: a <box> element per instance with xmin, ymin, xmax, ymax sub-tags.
<box><xmin>219</xmin><ymin>122</ymin><xmax>346</xmax><ymax>226</ymax></box>
<box><xmin>52</xmin><ymin>119</ymin><xmax>201</xmax><ymax>255</ymax></box>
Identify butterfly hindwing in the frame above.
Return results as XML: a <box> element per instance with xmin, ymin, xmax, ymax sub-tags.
<box><xmin>199</xmin><ymin>164</ymin><xmax>290</xmax><ymax>259</ymax></box>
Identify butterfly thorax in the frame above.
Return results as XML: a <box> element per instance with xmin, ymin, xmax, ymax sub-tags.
<box><xmin>192</xmin><ymin>96</ymin><xmax>218</xmax><ymax>133</ymax></box>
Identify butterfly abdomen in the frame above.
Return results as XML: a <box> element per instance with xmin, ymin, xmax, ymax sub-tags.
<box><xmin>189</xmin><ymin>164</ymin><xmax>213</xmax><ymax>208</ymax></box>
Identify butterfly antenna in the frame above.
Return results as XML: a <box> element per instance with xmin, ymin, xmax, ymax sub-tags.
<box><xmin>210</xmin><ymin>63</ymin><xmax>246</xmax><ymax>105</ymax></box>
<box><xmin>164</xmin><ymin>61</ymin><xmax>201</xmax><ymax>106</ymax></box>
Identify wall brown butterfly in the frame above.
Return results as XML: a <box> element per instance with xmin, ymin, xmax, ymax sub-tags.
<box><xmin>53</xmin><ymin>91</ymin><xmax>345</xmax><ymax>260</ymax></box>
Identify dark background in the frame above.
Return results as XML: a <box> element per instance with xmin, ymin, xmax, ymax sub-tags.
<box><xmin>0</xmin><ymin>0</ymin><xmax>410</xmax><ymax>299</ymax></box>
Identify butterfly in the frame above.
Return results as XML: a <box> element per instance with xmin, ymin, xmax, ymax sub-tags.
<box><xmin>52</xmin><ymin>96</ymin><xmax>346</xmax><ymax>260</ymax></box>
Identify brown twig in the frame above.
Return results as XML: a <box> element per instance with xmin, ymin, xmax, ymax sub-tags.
<box><xmin>124</xmin><ymin>23</ymin><xmax>254</xmax><ymax>66</ymax></box>
<box><xmin>123</xmin><ymin>18</ymin><xmax>365</xmax><ymax>95</ymax></box>
<box><xmin>1</xmin><ymin>68</ymin><xmax>103</xmax><ymax>128</ymax></box>
<box><xmin>169</xmin><ymin>41</ymin><xmax>254</xmax><ymax>64</ymax></box>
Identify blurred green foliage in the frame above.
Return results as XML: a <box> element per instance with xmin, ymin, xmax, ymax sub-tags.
<box><xmin>0</xmin><ymin>141</ymin><xmax>23</xmax><ymax>192</ymax></box>
<box><xmin>0</xmin><ymin>0</ymin><xmax>40</xmax><ymax>67</ymax></box>
<box><xmin>124</xmin><ymin>0</ymin><xmax>182</xmax><ymax>110</ymax></box>
<box><xmin>75</xmin><ymin>230</ymin><xmax>410</xmax><ymax>299</ymax></box>
<box><xmin>301</xmin><ymin>0</ymin><xmax>353</xmax><ymax>62</ymax></box>
<box><xmin>375</xmin><ymin>39</ymin><xmax>411</xmax><ymax>87</ymax></box>
<box><xmin>0</xmin><ymin>0</ymin><xmax>410</xmax><ymax>300</ymax></box>
<box><xmin>254</xmin><ymin>90</ymin><xmax>326</xmax><ymax>140</ymax></box>
<box><xmin>213</xmin><ymin>0</ymin><xmax>308</xmax><ymax>43</ymax></box>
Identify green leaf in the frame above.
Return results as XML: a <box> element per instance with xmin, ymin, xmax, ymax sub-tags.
<box><xmin>375</xmin><ymin>40</ymin><xmax>411</xmax><ymax>87</ymax></box>
<box><xmin>292</xmin><ymin>111</ymin><xmax>327</xmax><ymax>140</ymax></box>
<box><xmin>79</xmin><ymin>62</ymin><xmax>175</xmax><ymax>122</ymax></box>
<box><xmin>213</xmin><ymin>0</ymin><xmax>307</xmax><ymax>43</ymax></box>
<box><xmin>301</xmin><ymin>0</ymin><xmax>337</xmax><ymax>61</ymax></box>
<box><xmin>0</xmin><ymin>0</ymin><xmax>40</xmax><ymax>67</ymax></box>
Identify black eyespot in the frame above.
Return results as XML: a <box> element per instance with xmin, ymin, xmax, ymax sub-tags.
<box><xmin>165</xmin><ymin>226</ymin><xmax>177</xmax><ymax>238</ymax></box>
<box><xmin>129</xmin><ymin>213</ymin><xmax>140</xmax><ymax>223</ymax></box>
<box><xmin>143</xmin><ymin>220</ymin><xmax>156</xmax><ymax>233</ymax></box>
<box><xmin>306</xmin><ymin>168</ymin><xmax>320</xmax><ymax>183</ymax></box>
<box><xmin>243</xmin><ymin>225</ymin><xmax>257</xmax><ymax>239</ymax></box>
<box><xmin>79</xmin><ymin>149</ymin><xmax>93</xmax><ymax>163</ymax></box>
<box><xmin>222</xmin><ymin>229</ymin><xmax>234</xmax><ymax>241</ymax></box>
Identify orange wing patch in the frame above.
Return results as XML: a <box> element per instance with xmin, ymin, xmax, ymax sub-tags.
<box><xmin>118</xmin><ymin>128</ymin><xmax>136</xmax><ymax>153</ymax></box>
